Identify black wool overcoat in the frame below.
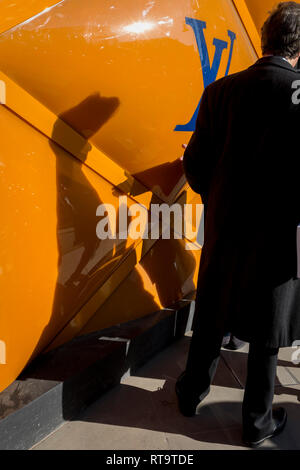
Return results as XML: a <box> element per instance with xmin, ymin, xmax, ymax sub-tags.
<box><xmin>183</xmin><ymin>56</ymin><xmax>300</xmax><ymax>348</ymax></box>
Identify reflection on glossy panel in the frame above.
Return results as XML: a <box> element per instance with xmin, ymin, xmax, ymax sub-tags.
<box><xmin>75</xmin><ymin>237</ymin><xmax>202</xmax><ymax>336</ymax></box>
<box><xmin>0</xmin><ymin>0</ymin><xmax>257</xmax><ymax>200</ymax></box>
<box><xmin>0</xmin><ymin>0</ymin><xmax>261</xmax><ymax>393</ymax></box>
<box><xmin>0</xmin><ymin>0</ymin><xmax>62</xmax><ymax>35</ymax></box>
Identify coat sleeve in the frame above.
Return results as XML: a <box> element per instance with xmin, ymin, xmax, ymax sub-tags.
<box><xmin>182</xmin><ymin>87</ymin><xmax>214</xmax><ymax>202</ymax></box>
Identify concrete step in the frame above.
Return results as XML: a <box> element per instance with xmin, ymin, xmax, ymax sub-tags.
<box><xmin>0</xmin><ymin>297</ymin><xmax>195</xmax><ymax>450</ymax></box>
<box><xmin>32</xmin><ymin>339</ymin><xmax>300</xmax><ymax>451</ymax></box>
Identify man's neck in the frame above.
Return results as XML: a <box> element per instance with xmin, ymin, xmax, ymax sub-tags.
<box><xmin>287</xmin><ymin>56</ymin><xmax>299</xmax><ymax>68</ymax></box>
<box><xmin>263</xmin><ymin>54</ymin><xmax>299</xmax><ymax>68</ymax></box>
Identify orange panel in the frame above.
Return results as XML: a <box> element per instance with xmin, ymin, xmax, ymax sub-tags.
<box><xmin>0</xmin><ymin>0</ymin><xmax>257</xmax><ymax>200</ymax></box>
<box><xmin>0</xmin><ymin>0</ymin><xmax>260</xmax><ymax>393</ymax></box>
<box><xmin>245</xmin><ymin>0</ymin><xmax>281</xmax><ymax>32</ymax></box>
<box><xmin>80</xmin><ymin>238</ymin><xmax>201</xmax><ymax>335</ymax></box>
<box><xmin>0</xmin><ymin>0</ymin><xmax>62</xmax><ymax>35</ymax></box>
<box><xmin>232</xmin><ymin>0</ymin><xmax>261</xmax><ymax>55</ymax></box>
<box><xmin>0</xmin><ymin>104</ymin><xmax>145</xmax><ymax>392</ymax></box>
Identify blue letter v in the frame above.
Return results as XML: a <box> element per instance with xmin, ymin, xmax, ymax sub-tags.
<box><xmin>175</xmin><ymin>18</ymin><xmax>236</xmax><ymax>132</ymax></box>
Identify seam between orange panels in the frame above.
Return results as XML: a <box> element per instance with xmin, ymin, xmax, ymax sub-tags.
<box><xmin>43</xmin><ymin>231</ymin><xmax>201</xmax><ymax>352</ymax></box>
<box><xmin>43</xmin><ymin>236</ymin><xmax>155</xmax><ymax>352</ymax></box>
<box><xmin>232</xmin><ymin>0</ymin><xmax>261</xmax><ymax>58</ymax></box>
<box><xmin>0</xmin><ymin>70</ymin><xmax>185</xmax><ymax>206</ymax></box>
<box><xmin>0</xmin><ymin>70</ymin><xmax>162</xmax><ymax>209</ymax></box>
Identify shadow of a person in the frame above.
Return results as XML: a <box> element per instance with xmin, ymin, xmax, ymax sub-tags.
<box><xmin>31</xmin><ymin>93</ymin><xmax>120</xmax><ymax>358</ymax></box>
<box><xmin>52</xmin><ymin>93</ymin><xmax>120</xmax><ymax>304</ymax></box>
<box><xmin>113</xmin><ymin>164</ymin><xmax>198</xmax><ymax>307</ymax></box>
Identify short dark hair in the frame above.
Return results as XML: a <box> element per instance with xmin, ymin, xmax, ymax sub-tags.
<box><xmin>261</xmin><ymin>2</ymin><xmax>300</xmax><ymax>58</ymax></box>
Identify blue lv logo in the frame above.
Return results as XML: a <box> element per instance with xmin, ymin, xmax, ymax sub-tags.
<box><xmin>175</xmin><ymin>17</ymin><xmax>236</xmax><ymax>132</ymax></box>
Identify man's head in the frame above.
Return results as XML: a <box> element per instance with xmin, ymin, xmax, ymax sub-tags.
<box><xmin>261</xmin><ymin>2</ymin><xmax>300</xmax><ymax>65</ymax></box>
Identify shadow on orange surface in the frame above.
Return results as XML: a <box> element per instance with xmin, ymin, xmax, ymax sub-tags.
<box><xmin>21</xmin><ymin>92</ymin><xmax>196</xmax><ymax>383</ymax></box>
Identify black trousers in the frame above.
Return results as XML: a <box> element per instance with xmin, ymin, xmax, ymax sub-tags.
<box><xmin>184</xmin><ymin>329</ymin><xmax>279</xmax><ymax>437</ymax></box>
<box><xmin>242</xmin><ymin>342</ymin><xmax>279</xmax><ymax>439</ymax></box>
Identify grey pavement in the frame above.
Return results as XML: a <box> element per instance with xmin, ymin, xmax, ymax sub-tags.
<box><xmin>32</xmin><ymin>333</ymin><xmax>300</xmax><ymax>450</ymax></box>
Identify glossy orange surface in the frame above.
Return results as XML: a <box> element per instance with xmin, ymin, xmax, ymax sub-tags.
<box><xmin>0</xmin><ymin>0</ymin><xmax>257</xmax><ymax>197</ymax></box>
<box><xmin>0</xmin><ymin>0</ymin><xmax>62</xmax><ymax>35</ymax></box>
<box><xmin>245</xmin><ymin>0</ymin><xmax>279</xmax><ymax>32</ymax></box>
<box><xmin>232</xmin><ymin>0</ymin><xmax>261</xmax><ymax>55</ymax></box>
<box><xmin>0</xmin><ymin>102</ymin><xmax>140</xmax><ymax>388</ymax></box>
<box><xmin>0</xmin><ymin>0</ymin><xmax>260</xmax><ymax>393</ymax></box>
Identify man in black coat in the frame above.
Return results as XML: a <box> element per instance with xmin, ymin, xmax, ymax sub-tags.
<box><xmin>176</xmin><ymin>2</ymin><xmax>300</xmax><ymax>447</ymax></box>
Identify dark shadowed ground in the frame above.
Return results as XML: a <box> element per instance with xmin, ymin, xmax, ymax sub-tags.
<box><xmin>32</xmin><ymin>335</ymin><xmax>300</xmax><ymax>450</ymax></box>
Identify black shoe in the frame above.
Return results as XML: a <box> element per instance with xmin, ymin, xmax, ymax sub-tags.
<box><xmin>242</xmin><ymin>407</ymin><xmax>287</xmax><ymax>448</ymax></box>
<box><xmin>175</xmin><ymin>372</ymin><xmax>210</xmax><ymax>417</ymax></box>
<box><xmin>224</xmin><ymin>335</ymin><xmax>247</xmax><ymax>351</ymax></box>
<box><xmin>222</xmin><ymin>333</ymin><xmax>231</xmax><ymax>347</ymax></box>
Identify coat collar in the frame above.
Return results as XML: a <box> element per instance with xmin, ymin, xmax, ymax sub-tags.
<box><xmin>251</xmin><ymin>56</ymin><xmax>298</xmax><ymax>73</ymax></box>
